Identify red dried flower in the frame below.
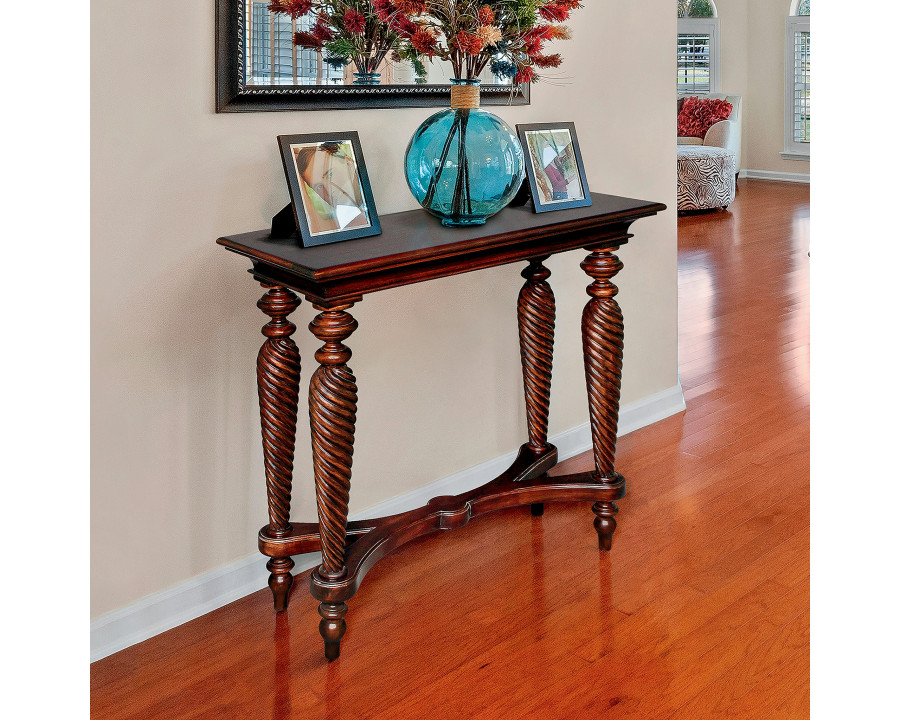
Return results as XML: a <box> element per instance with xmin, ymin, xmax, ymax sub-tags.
<box><xmin>532</xmin><ymin>53</ymin><xmax>562</xmax><ymax>68</ymax></box>
<box><xmin>286</xmin><ymin>0</ymin><xmax>313</xmax><ymax>16</ymax></box>
<box><xmin>539</xmin><ymin>4</ymin><xmax>570</xmax><ymax>22</ymax></box>
<box><xmin>372</xmin><ymin>0</ymin><xmax>397</xmax><ymax>22</ymax></box>
<box><xmin>522</xmin><ymin>25</ymin><xmax>553</xmax><ymax>56</ymax></box>
<box><xmin>269</xmin><ymin>0</ymin><xmax>313</xmax><ymax>19</ymax></box>
<box><xmin>478</xmin><ymin>6</ymin><xmax>495</xmax><ymax>24</ymax></box>
<box><xmin>312</xmin><ymin>14</ymin><xmax>335</xmax><ymax>42</ymax></box>
<box><xmin>524</xmin><ymin>38</ymin><xmax>545</xmax><ymax>56</ymax></box>
<box><xmin>523</xmin><ymin>25</ymin><xmax>554</xmax><ymax>42</ymax></box>
<box><xmin>372</xmin><ymin>0</ymin><xmax>396</xmax><ymax>22</ymax></box>
<box><xmin>395</xmin><ymin>15</ymin><xmax>419</xmax><ymax>38</ymax></box>
<box><xmin>395</xmin><ymin>0</ymin><xmax>427</xmax><ymax>14</ymax></box>
<box><xmin>411</xmin><ymin>28</ymin><xmax>438</xmax><ymax>55</ymax></box>
<box><xmin>343</xmin><ymin>8</ymin><xmax>366</xmax><ymax>34</ymax></box>
<box><xmin>293</xmin><ymin>30</ymin><xmax>323</xmax><ymax>49</ymax></box>
<box><xmin>514</xmin><ymin>66</ymin><xmax>535</xmax><ymax>84</ymax></box>
<box><xmin>455</xmin><ymin>30</ymin><xmax>485</xmax><ymax>56</ymax></box>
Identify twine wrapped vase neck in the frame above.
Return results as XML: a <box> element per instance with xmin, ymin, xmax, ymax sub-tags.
<box><xmin>450</xmin><ymin>78</ymin><xmax>481</xmax><ymax>110</ymax></box>
<box><xmin>405</xmin><ymin>76</ymin><xmax>523</xmax><ymax>227</ymax></box>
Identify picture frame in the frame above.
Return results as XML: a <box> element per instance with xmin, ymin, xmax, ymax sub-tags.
<box><xmin>276</xmin><ymin>131</ymin><xmax>381</xmax><ymax>247</ymax></box>
<box><xmin>516</xmin><ymin>122</ymin><xmax>592</xmax><ymax>213</ymax></box>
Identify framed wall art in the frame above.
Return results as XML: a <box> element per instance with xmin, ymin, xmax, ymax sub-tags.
<box><xmin>276</xmin><ymin>131</ymin><xmax>381</xmax><ymax>247</ymax></box>
<box><xmin>516</xmin><ymin>122</ymin><xmax>591</xmax><ymax>213</ymax></box>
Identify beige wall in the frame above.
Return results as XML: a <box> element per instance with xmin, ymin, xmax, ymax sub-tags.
<box><xmin>715</xmin><ymin>0</ymin><xmax>810</xmax><ymax>175</ymax></box>
<box><xmin>91</xmin><ymin>0</ymin><xmax>678</xmax><ymax>619</ymax></box>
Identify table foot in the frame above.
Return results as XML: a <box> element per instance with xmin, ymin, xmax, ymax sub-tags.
<box><xmin>318</xmin><ymin>601</ymin><xmax>348</xmax><ymax>661</ymax></box>
<box><xmin>592</xmin><ymin>501</ymin><xmax>618</xmax><ymax>551</ymax></box>
<box><xmin>266</xmin><ymin>557</ymin><xmax>295</xmax><ymax>612</ymax></box>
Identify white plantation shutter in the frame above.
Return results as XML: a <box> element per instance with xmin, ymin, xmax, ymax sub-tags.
<box><xmin>677</xmin><ymin>18</ymin><xmax>720</xmax><ymax>93</ymax></box>
<box><xmin>245</xmin><ymin>1</ymin><xmax>344</xmax><ymax>86</ymax></box>
<box><xmin>677</xmin><ymin>33</ymin><xmax>710</xmax><ymax>93</ymax></box>
<box><xmin>783</xmin><ymin>15</ymin><xmax>811</xmax><ymax>157</ymax></box>
<box><xmin>792</xmin><ymin>29</ymin><xmax>811</xmax><ymax>143</ymax></box>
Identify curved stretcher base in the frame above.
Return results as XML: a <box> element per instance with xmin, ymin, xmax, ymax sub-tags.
<box><xmin>258</xmin><ymin>442</ymin><xmax>625</xmax><ymax>608</ymax></box>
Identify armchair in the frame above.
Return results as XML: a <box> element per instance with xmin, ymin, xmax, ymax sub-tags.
<box><xmin>678</xmin><ymin>93</ymin><xmax>742</xmax><ymax>173</ymax></box>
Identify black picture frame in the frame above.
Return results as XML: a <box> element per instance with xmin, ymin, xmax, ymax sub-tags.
<box><xmin>215</xmin><ymin>0</ymin><xmax>530</xmax><ymax>112</ymax></box>
<box><xmin>277</xmin><ymin>132</ymin><xmax>381</xmax><ymax>247</ymax></box>
<box><xmin>516</xmin><ymin>122</ymin><xmax>592</xmax><ymax>213</ymax></box>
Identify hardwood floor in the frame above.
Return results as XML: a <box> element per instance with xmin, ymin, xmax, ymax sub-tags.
<box><xmin>91</xmin><ymin>179</ymin><xmax>810</xmax><ymax>719</ymax></box>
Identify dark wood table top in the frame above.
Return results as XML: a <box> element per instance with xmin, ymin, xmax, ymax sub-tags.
<box><xmin>217</xmin><ymin>192</ymin><xmax>665</xmax><ymax>306</ymax></box>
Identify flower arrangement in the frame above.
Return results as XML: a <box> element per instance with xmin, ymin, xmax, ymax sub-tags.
<box><xmin>269</xmin><ymin>0</ymin><xmax>583</xmax><ymax>85</ymax></box>
<box><xmin>267</xmin><ymin>0</ymin><xmax>415</xmax><ymax>77</ymax></box>
<box><xmin>378</xmin><ymin>0</ymin><xmax>583</xmax><ymax>83</ymax></box>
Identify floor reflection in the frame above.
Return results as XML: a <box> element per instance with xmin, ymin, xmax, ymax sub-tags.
<box><xmin>529</xmin><ymin>514</ymin><xmax>548</xmax><ymax>644</ymax></box>
<box><xmin>272</xmin><ymin>612</ymin><xmax>292</xmax><ymax>720</ymax></box>
<box><xmin>324</xmin><ymin>660</ymin><xmax>342</xmax><ymax>720</ymax></box>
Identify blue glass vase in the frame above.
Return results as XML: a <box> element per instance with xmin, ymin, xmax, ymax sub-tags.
<box><xmin>404</xmin><ymin>79</ymin><xmax>525</xmax><ymax>227</ymax></box>
<box><xmin>352</xmin><ymin>72</ymin><xmax>381</xmax><ymax>85</ymax></box>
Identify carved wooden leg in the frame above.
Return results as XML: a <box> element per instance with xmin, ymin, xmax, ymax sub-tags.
<box><xmin>581</xmin><ymin>249</ymin><xmax>626</xmax><ymax>551</ymax></box>
<box><xmin>257</xmin><ymin>285</ymin><xmax>302</xmax><ymax>611</ymax></box>
<box><xmin>308</xmin><ymin>305</ymin><xmax>359</xmax><ymax>661</ymax></box>
<box><xmin>518</xmin><ymin>257</ymin><xmax>556</xmax><ymax>516</ymax></box>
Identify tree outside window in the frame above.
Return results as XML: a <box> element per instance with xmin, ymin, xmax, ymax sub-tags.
<box><xmin>678</xmin><ymin>1</ymin><xmax>714</xmax><ymax>19</ymax></box>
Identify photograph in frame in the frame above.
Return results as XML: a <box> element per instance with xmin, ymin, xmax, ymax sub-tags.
<box><xmin>516</xmin><ymin>122</ymin><xmax>592</xmax><ymax>213</ymax></box>
<box><xmin>277</xmin><ymin>132</ymin><xmax>381</xmax><ymax>247</ymax></box>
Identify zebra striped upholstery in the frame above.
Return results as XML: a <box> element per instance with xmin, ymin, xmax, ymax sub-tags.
<box><xmin>677</xmin><ymin>146</ymin><xmax>736</xmax><ymax>211</ymax></box>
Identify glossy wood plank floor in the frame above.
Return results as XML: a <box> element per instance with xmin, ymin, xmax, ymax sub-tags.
<box><xmin>91</xmin><ymin>179</ymin><xmax>810</xmax><ymax>719</ymax></box>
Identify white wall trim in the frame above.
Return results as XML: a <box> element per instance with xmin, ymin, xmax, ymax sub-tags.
<box><xmin>779</xmin><ymin>151</ymin><xmax>810</xmax><ymax>162</ymax></box>
<box><xmin>91</xmin><ymin>382</ymin><xmax>685</xmax><ymax>662</ymax></box>
<box><xmin>740</xmin><ymin>169</ymin><xmax>810</xmax><ymax>184</ymax></box>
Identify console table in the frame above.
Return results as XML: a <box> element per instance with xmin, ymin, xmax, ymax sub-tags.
<box><xmin>217</xmin><ymin>192</ymin><xmax>665</xmax><ymax>661</ymax></box>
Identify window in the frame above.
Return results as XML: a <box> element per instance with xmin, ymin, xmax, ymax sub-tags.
<box><xmin>677</xmin><ymin>1</ymin><xmax>720</xmax><ymax>93</ymax></box>
<box><xmin>246</xmin><ymin>2</ymin><xmax>344</xmax><ymax>86</ymax></box>
<box><xmin>783</xmin><ymin>1</ymin><xmax>810</xmax><ymax>158</ymax></box>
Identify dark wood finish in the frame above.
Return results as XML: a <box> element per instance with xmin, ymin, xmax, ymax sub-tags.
<box><xmin>220</xmin><ymin>191</ymin><xmax>665</xmax><ymax>659</ymax></box>
<box><xmin>215</xmin><ymin>0</ymin><xmax>529</xmax><ymax>112</ymax></box>
<box><xmin>517</xmin><ymin>257</ymin><xmax>556</xmax><ymax>519</ymax></box>
<box><xmin>307</xmin><ymin>305</ymin><xmax>359</xmax><ymax>659</ymax></box>
<box><xmin>256</xmin><ymin>285</ymin><xmax>302</xmax><ymax>611</ymax></box>
<box><xmin>92</xmin><ymin>178</ymin><xmax>809</xmax><ymax>719</ymax></box>
<box><xmin>580</xmin><ymin>248</ymin><xmax>627</xmax><ymax>550</ymax></box>
<box><xmin>517</xmin><ymin>258</ymin><xmax>555</xmax><ymax>454</ymax></box>
<box><xmin>217</xmin><ymin>193</ymin><xmax>664</xmax><ymax>307</ymax></box>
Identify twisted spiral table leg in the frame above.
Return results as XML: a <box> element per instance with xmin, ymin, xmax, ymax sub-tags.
<box><xmin>581</xmin><ymin>249</ymin><xmax>626</xmax><ymax>551</ymax></box>
<box><xmin>257</xmin><ymin>285</ymin><xmax>302</xmax><ymax>610</ymax></box>
<box><xmin>518</xmin><ymin>258</ymin><xmax>556</xmax><ymax>516</ymax></box>
<box><xmin>308</xmin><ymin>305</ymin><xmax>359</xmax><ymax>661</ymax></box>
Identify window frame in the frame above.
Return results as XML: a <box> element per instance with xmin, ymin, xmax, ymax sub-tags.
<box><xmin>782</xmin><ymin>14</ymin><xmax>811</xmax><ymax>159</ymax></box>
<box><xmin>677</xmin><ymin>17</ymin><xmax>721</xmax><ymax>94</ymax></box>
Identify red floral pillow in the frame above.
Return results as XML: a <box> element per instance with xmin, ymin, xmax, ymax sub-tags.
<box><xmin>677</xmin><ymin>97</ymin><xmax>733</xmax><ymax>139</ymax></box>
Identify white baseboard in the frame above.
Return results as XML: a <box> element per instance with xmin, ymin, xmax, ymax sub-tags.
<box><xmin>740</xmin><ymin>169</ymin><xmax>810</xmax><ymax>184</ymax></box>
<box><xmin>90</xmin><ymin>382</ymin><xmax>685</xmax><ymax>662</ymax></box>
